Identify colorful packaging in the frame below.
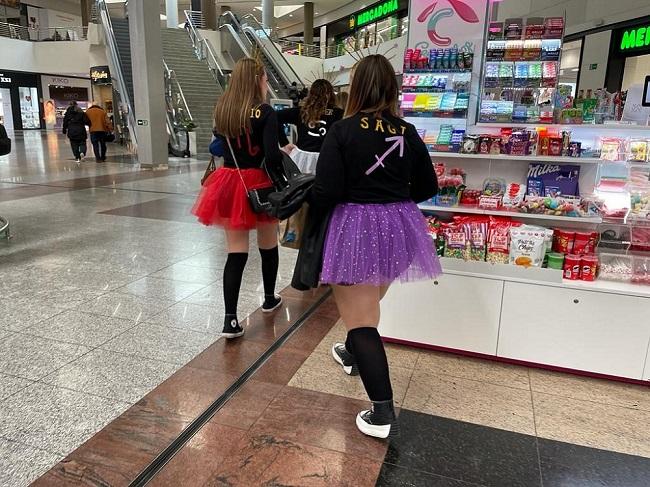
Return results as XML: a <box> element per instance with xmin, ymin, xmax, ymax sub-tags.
<box><xmin>580</xmin><ymin>255</ymin><xmax>598</xmax><ymax>281</ymax></box>
<box><xmin>486</xmin><ymin>219</ymin><xmax>515</xmax><ymax>264</ymax></box>
<box><xmin>563</xmin><ymin>254</ymin><xmax>581</xmax><ymax>280</ymax></box>
<box><xmin>509</xmin><ymin>227</ymin><xmax>547</xmax><ymax>267</ymax></box>
<box><xmin>552</xmin><ymin>229</ymin><xmax>575</xmax><ymax>253</ymax></box>
<box><xmin>527</xmin><ymin>163</ymin><xmax>580</xmax><ymax>197</ymax></box>
<box><xmin>573</xmin><ymin>231</ymin><xmax>598</xmax><ymax>255</ymax></box>
<box><xmin>547</xmin><ymin>252</ymin><xmax>565</xmax><ymax>270</ymax></box>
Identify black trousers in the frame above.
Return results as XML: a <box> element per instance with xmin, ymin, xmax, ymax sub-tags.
<box><xmin>70</xmin><ymin>139</ymin><xmax>87</xmax><ymax>159</ymax></box>
<box><xmin>90</xmin><ymin>131</ymin><xmax>107</xmax><ymax>160</ymax></box>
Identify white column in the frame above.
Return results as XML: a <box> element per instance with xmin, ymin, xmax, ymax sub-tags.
<box><xmin>262</xmin><ymin>0</ymin><xmax>274</xmax><ymax>31</ymax></box>
<box><xmin>128</xmin><ymin>0</ymin><xmax>169</xmax><ymax>168</ymax></box>
<box><xmin>166</xmin><ymin>0</ymin><xmax>179</xmax><ymax>28</ymax></box>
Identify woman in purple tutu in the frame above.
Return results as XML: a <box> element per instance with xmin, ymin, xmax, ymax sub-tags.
<box><xmin>312</xmin><ymin>54</ymin><xmax>441</xmax><ymax>439</ymax></box>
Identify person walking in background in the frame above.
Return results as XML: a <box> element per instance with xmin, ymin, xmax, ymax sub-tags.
<box><xmin>309</xmin><ymin>55</ymin><xmax>440</xmax><ymax>438</ymax></box>
<box><xmin>86</xmin><ymin>101</ymin><xmax>113</xmax><ymax>162</ymax></box>
<box><xmin>277</xmin><ymin>79</ymin><xmax>343</xmax><ymax>174</ymax></box>
<box><xmin>62</xmin><ymin>101</ymin><xmax>90</xmax><ymax>163</ymax></box>
<box><xmin>192</xmin><ymin>58</ymin><xmax>284</xmax><ymax>339</ymax></box>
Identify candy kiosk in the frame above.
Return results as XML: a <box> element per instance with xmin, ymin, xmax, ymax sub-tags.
<box><xmin>379</xmin><ymin>0</ymin><xmax>650</xmax><ymax>382</ymax></box>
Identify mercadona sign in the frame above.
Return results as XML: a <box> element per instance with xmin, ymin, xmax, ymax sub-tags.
<box><xmin>354</xmin><ymin>0</ymin><xmax>399</xmax><ymax>28</ymax></box>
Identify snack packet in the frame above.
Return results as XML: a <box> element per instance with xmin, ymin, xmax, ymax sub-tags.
<box><xmin>509</xmin><ymin>227</ymin><xmax>547</xmax><ymax>267</ymax></box>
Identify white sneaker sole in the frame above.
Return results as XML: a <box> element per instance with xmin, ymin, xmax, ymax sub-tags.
<box><xmin>222</xmin><ymin>330</ymin><xmax>245</xmax><ymax>339</ymax></box>
<box><xmin>356</xmin><ymin>412</ymin><xmax>394</xmax><ymax>439</ymax></box>
<box><xmin>262</xmin><ymin>296</ymin><xmax>283</xmax><ymax>313</ymax></box>
<box><xmin>331</xmin><ymin>344</ymin><xmax>358</xmax><ymax>376</ymax></box>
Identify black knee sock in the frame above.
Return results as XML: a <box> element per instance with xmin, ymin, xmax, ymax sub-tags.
<box><xmin>259</xmin><ymin>246</ymin><xmax>279</xmax><ymax>299</ymax></box>
<box><xmin>348</xmin><ymin>327</ymin><xmax>393</xmax><ymax>402</ymax></box>
<box><xmin>223</xmin><ymin>252</ymin><xmax>248</xmax><ymax>317</ymax></box>
<box><xmin>345</xmin><ymin>333</ymin><xmax>354</xmax><ymax>355</ymax></box>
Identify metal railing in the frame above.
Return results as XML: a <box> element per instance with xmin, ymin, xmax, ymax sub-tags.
<box><xmin>277</xmin><ymin>39</ymin><xmax>321</xmax><ymax>58</ymax></box>
<box><xmin>0</xmin><ymin>22</ymin><xmax>87</xmax><ymax>41</ymax></box>
<box><xmin>185</xmin><ymin>10</ymin><xmax>205</xmax><ymax>29</ymax></box>
<box><xmin>217</xmin><ymin>12</ymin><xmax>280</xmax><ymax>99</ymax></box>
<box><xmin>240</xmin><ymin>14</ymin><xmax>304</xmax><ymax>92</ymax></box>
<box><xmin>96</xmin><ymin>0</ymin><xmax>137</xmax><ymax>149</ymax></box>
<box><xmin>163</xmin><ymin>59</ymin><xmax>193</xmax><ymax>157</ymax></box>
<box><xmin>183</xmin><ymin>10</ymin><xmax>229</xmax><ymax>91</ymax></box>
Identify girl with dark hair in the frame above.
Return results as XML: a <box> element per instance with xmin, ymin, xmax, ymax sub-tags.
<box><xmin>192</xmin><ymin>58</ymin><xmax>284</xmax><ymax>339</ymax></box>
<box><xmin>277</xmin><ymin>79</ymin><xmax>343</xmax><ymax>174</ymax></box>
<box><xmin>311</xmin><ymin>54</ymin><xmax>440</xmax><ymax>438</ymax></box>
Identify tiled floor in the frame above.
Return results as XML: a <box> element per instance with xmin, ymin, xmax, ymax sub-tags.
<box><xmin>0</xmin><ymin>132</ymin><xmax>298</xmax><ymax>485</ymax></box>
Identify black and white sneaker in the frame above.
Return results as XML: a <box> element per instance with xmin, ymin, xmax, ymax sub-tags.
<box><xmin>262</xmin><ymin>295</ymin><xmax>283</xmax><ymax>313</ymax></box>
<box><xmin>222</xmin><ymin>316</ymin><xmax>244</xmax><ymax>339</ymax></box>
<box><xmin>356</xmin><ymin>400</ymin><xmax>400</xmax><ymax>439</ymax></box>
<box><xmin>331</xmin><ymin>343</ymin><xmax>359</xmax><ymax>376</ymax></box>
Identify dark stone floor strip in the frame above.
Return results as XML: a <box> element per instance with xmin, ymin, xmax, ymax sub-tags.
<box><xmin>127</xmin><ymin>290</ymin><xmax>331</xmax><ymax>487</ymax></box>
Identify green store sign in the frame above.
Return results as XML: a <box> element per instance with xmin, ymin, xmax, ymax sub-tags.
<box><xmin>619</xmin><ymin>25</ymin><xmax>650</xmax><ymax>51</ymax></box>
<box><xmin>351</xmin><ymin>0</ymin><xmax>399</xmax><ymax>29</ymax></box>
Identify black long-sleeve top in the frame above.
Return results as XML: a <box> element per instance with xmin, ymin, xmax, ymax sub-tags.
<box><xmin>216</xmin><ymin>103</ymin><xmax>283</xmax><ymax>171</ymax></box>
<box><xmin>277</xmin><ymin>106</ymin><xmax>344</xmax><ymax>153</ymax></box>
<box><xmin>312</xmin><ymin>112</ymin><xmax>438</xmax><ymax>208</ymax></box>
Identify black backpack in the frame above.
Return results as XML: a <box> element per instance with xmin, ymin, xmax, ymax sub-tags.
<box><xmin>0</xmin><ymin>124</ymin><xmax>11</xmax><ymax>156</ymax></box>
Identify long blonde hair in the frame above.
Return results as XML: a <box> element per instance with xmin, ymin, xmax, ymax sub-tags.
<box><xmin>214</xmin><ymin>58</ymin><xmax>265</xmax><ymax>138</ymax></box>
<box><xmin>345</xmin><ymin>55</ymin><xmax>399</xmax><ymax>119</ymax></box>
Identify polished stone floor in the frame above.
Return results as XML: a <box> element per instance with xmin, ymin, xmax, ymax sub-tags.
<box><xmin>0</xmin><ymin>132</ymin><xmax>297</xmax><ymax>486</ymax></box>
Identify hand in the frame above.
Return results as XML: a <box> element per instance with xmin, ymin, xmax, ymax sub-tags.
<box><xmin>282</xmin><ymin>144</ymin><xmax>296</xmax><ymax>154</ymax></box>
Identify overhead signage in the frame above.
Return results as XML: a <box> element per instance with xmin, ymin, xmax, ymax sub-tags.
<box><xmin>351</xmin><ymin>0</ymin><xmax>399</xmax><ymax>29</ymax></box>
<box><xmin>619</xmin><ymin>25</ymin><xmax>650</xmax><ymax>52</ymax></box>
<box><xmin>90</xmin><ymin>66</ymin><xmax>111</xmax><ymax>85</ymax></box>
<box><xmin>0</xmin><ymin>74</ymin><xmax>11</xmax><ymax>84</ymax></box>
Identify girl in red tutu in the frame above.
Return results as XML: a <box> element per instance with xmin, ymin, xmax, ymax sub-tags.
<box><xmin>193</xmin><ymin>58</ymin><xmax>284</xmax><ymax>339</ymax></box>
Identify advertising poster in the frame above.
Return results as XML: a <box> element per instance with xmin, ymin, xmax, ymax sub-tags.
<box><xmin>407</xmin><ymin>0</ymin><xmax>487</xmax><ymax>54</ymax></box>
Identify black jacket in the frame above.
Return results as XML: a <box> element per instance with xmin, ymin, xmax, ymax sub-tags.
<box><xmin>0</xmin><ymin>123</ymin><xmax>10</xmax><ymax>156</ymax></box>
<box><xmin>62</xmin><ymin>108</ymin><xmax>90</xmax><ymax>141</ymax></box>
<box><xmin>291</xmin><ymin>204</ymin><xmax>332</xmax><ymax>291</ymax></box>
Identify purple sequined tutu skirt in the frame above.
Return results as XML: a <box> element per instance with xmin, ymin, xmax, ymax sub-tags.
<box><xmin>321</xmin><ymin>201</ymin><xmax>442</xmax><ymax>286</ymax></box>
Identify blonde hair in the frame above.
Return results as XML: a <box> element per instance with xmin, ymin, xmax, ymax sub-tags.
<box><xmin>214</xmin><ymin>58</ymin><xmax>265</xmax><ymax>138</ymax></box>
<box><xmin>345</xmin><ymin>55</ymin><xmax>399</xmax><ymax>119</ymax></box>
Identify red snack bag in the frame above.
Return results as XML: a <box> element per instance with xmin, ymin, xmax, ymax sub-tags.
<box><xmin>553</xmin><ymin>229</ymin><xmax>575</xmax><ymax>253</ymax></box>
<box><xmin>573</xmin><ymin>232</ymin><xmax>591</xmax><ymax>255</ymax></box>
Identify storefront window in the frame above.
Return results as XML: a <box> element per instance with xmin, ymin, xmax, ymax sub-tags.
<box><xmin>19</xmin><ymin>86</ymin><xmax>39</xmax><ymax>129</ymax></box>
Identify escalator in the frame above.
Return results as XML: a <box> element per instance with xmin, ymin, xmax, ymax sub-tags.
<box><xmin>96</xmin><ymin>0</ymin><xmax>193</xmax><ymax>157</ymax></box>
<box><xmin>219</xmin><ymin>12</ymin><xmax>304</xmax><ymax>99</ymax></box>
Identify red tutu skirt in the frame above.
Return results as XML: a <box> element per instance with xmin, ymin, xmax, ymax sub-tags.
<box><xmin>192</xmin><ymin>167</ymin><xmax>277</xmax><ymax>230</ymax></box>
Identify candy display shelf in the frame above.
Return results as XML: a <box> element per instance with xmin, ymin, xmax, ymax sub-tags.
<box><xmin>428</xmin><ymin>152</ymin><xmax>602</xmax><ymax>164</ymax></box>
<box><xmin>438</xmin><ymin>257</ymin><xmax>650</xmax><ymax>299</ymax></box>
<box><xmin>419</xmin><ymin>203</ymin><xmax>603</xmax><ymax>223</ymax></box>
<box><xmin>475</xmin><ymin>122</ymin><xmax>650</xmax><ymax>132</ymax></box>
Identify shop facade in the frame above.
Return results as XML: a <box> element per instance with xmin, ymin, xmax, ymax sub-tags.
<box><xmin>41</xmin><ymin>74</ymin><xmax>92</xmax><ymax>130</ymax></box>
<box><xmin>326</xmin><ymin>0</ymin><xmax>408</xmax><ymax>56</ymax></box>
<box><xmin>0</xmin><ymin>69</ymin><xmax>42</xmax><ymax>130</ymax></box>
<box><xmin>605</xmin><ymin>16</ymin><xmax>650</xmax><ymax>92</ymax></box>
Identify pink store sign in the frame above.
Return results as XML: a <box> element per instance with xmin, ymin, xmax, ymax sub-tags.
<box><xmin>407</xmin><ymin>0</ymin><xmax>488</xmax><ymax>53</ymax></box>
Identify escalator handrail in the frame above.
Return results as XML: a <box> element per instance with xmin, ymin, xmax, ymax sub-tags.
<box><xmin>217</xmin><ymin>18</ymin><xmax>279</xmax><ymax>100</ymax></box>
<box><xmin>183</xmin><ymin>10</ymin><xmax>228</xmax><ymax>91</ymax></box>
<box><xmin>240</xmin><ymin>14</ymin><xmax>304</xmax><ymax>91</ymax></box>
<box><xmin>163</xmin><ymin>59</ymin><xmax>192</xmax><ymax>151</ymax></box>
<box><xmin>96</xmin><ymin>0</ymin><xmax>137</xmax><ymax>148</ymax></box>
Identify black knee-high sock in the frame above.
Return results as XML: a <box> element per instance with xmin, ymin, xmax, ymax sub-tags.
<box><xmin>345</xmin><ymin>333</ymin><xmax>354</xmax><ymax>355</ymax></box>
<box><xmin>348</xmin><ymin>327</ymin><xmax>393</xmax><ymax>402</ymax></box>
<box><xmin>259</xmin><ymin>246</ymin><xmax>279</xmax><ymax>298</ymax></box>
<box><xmin>223</xmin><ymin>252</ymin><xmax>248</xmax><ymax>317</ymax></box>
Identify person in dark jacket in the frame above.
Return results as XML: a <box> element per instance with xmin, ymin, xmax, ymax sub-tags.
<box><xmin>307</xmin><ymin>55</ymin><xmax>440</xmax><ymax>439</ymax></box>
<box><xmin>62</xmin><ymin>102</ymin><xmax>90</xmax><ymax>162</ymax></box>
